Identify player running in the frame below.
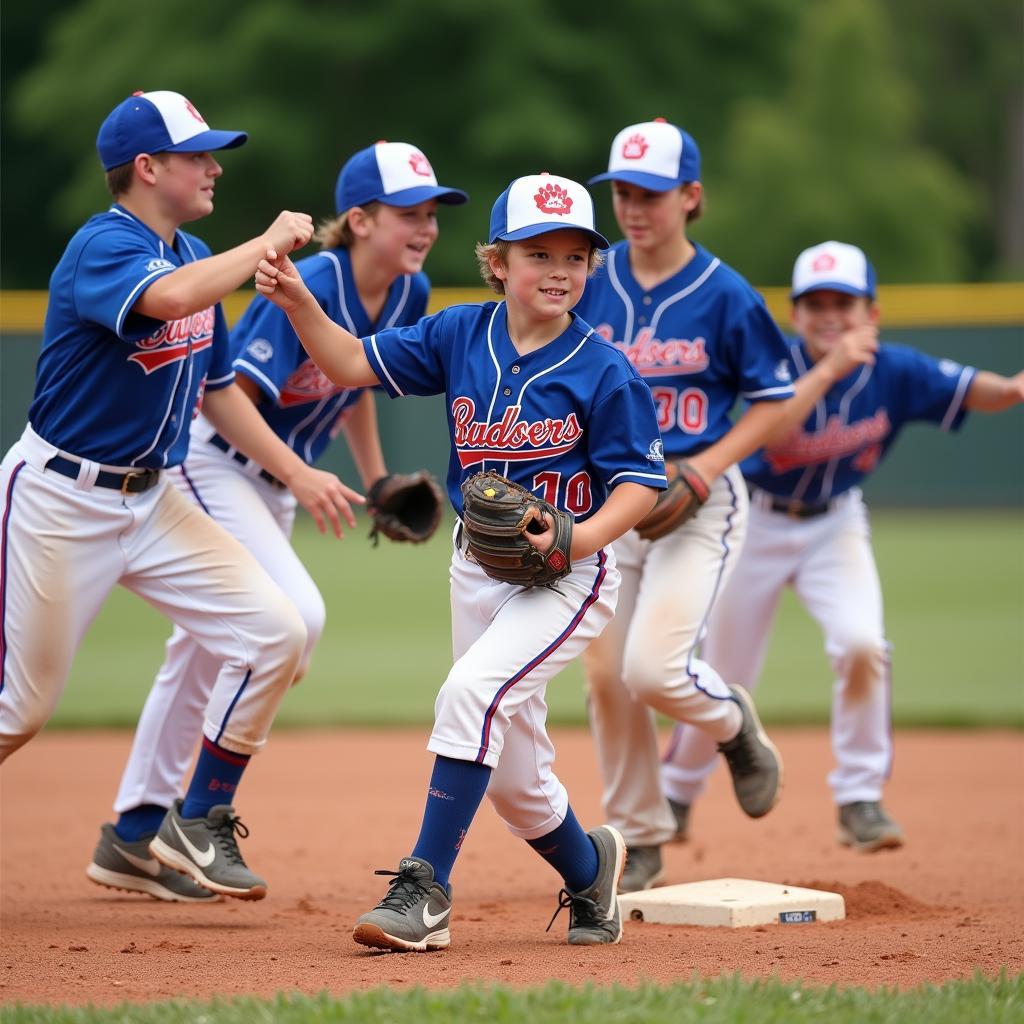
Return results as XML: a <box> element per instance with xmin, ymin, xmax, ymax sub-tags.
<box><xmin>660</xmin><ymin>240</ymin><xmax>1024</xmax><ymax>852</ymax></box>
<box><xmin>575</xmin><ymin>119</ymin><xmax>798</xmax><ymax>893</ymax></box>
<box><xmin>86</xmin><ymin>141</ymin><xmax>466</xmax><ymax>902</ymax></box>
<box><xmin>0</xmin><ymin>90</ymin><xmax>361</xmax><ymax>902</ymax></box>
<box><xmin>256</xmin><ymin>173</ymin><xmax>667</xmax><ymax>950</ymax></box>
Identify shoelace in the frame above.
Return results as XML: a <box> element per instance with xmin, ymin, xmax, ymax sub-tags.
<box><xmin>545</xmin><ymin>888</ymin><xmax>611</xmax><ymax>935</ymax></box>
<box><xmin>209</xmin><ymin>814</ymin><xmax>250</xmax><ymax>866</ymax></box>
<box><xmin>372</xmin><ymin>867</ymin><xmax>434</xmax><ymax>913</ymax></box>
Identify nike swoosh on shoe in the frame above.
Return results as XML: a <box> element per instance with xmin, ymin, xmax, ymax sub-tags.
<box><xmin>422</xmin><ymin>904</ymin><xmax>450</xmax><ymax>928</ymax></box>
<box><xmin>172</xmin><ymin>819</ymin><xmax>217</xmax><ymax>867</ymax></box>
<box><xmin>112</xmin><ymin>844</ymin><xmax>161</xmax><ymax>877</ymax></box>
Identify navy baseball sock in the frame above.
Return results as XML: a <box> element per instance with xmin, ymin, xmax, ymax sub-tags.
<box><xmin>411</xmin><ymin>755</ymin><xmax>492</xmax><ymax>890</ymax></box>
<box><xmin>526</xmin><ymin>806</ymin><xmax>599</xmax><ymax>894</ymax></box>
<box><xmin>114</xmin><ymin>803</ymin><xmax>168</xmax><ymax>842</ymax></box>
<box><xmin>180</xmin><ymin>738</ymin><xmax>250</xmax><ymax>819</ymax></box>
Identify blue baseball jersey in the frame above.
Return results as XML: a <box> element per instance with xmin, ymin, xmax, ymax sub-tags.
<box><xmin>745</xmin><ymin>339</ymin><xmax>977</xmax><ymax>502</ymax></box>
<box><xmin>574</xmin><ymin>241</ymin><xmax>794</xmax><ymax>457</ymax></box>
<box><xmin>29</xmin><ymin>205</ymin><xmax>234</xmax><ymax>468</ymax></box>
<box><xmin>362</xmin><ymin>302</ymin><xmax>667</xmax><ymax>518</ymax></box>
<box><xmin>229</xmin><ymin>248</ymin><xmax>430</xmax><ymax>464</ymax></box>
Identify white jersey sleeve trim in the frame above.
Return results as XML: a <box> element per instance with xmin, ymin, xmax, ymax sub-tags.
<box><xmin>741</xmin><ymin>384</ymin><xmax>795</xmax><ymax>399</ymax></box>
<box><xmin>115</xmin><ymin>268</ymin><xmax>175</xmax><ymax>338</ymax></box>
<box><xmin>234</xmin><ymin>359</ymin><xmax>282</xmax><ymax>399</ymax></box>
<box><xmin>939</xmin><ymin>366</ymin><xmax>975</xmax><ymax>432</ymax></box>
<box><xmin>205</xmin><ymin>370</ymin><xmax>235</xmax><ymax>389</ymax></box>
<box><xmin>368</xmin><ymin>334</ymin><xmax>405</xmax><ymax>396</ymax></box>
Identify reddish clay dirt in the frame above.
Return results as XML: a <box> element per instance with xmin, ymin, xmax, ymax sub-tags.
<box><xmin>2</xmin><ymin>727</ymin><xmax>1022</xmax><ymax>1007</ymax></box>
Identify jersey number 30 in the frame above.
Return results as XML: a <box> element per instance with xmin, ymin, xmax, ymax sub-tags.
<box><xmin>651</xmin><ymin>385</ymin><xmax>709</xmax><ymax>435</ymax></box>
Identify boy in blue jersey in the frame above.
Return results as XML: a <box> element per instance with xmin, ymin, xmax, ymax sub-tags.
<box><xmin>661</xmin><ymin>240</ymin><xmax>1024</xmax><ymax>852</ymax></box>
<box><xmin>0</xmin><ymin>91</ymin><xmax>361</xmax><ymax>903</ymax></box>
<box><xmin>89</xmin><ymin>141</ymin><xmax>466</xmax><ymax>903</ymax></box>
<box><xmin>256</xmin><ymin>173</ymin><xmax>667</xmax><ymax>950</ymax></box>
<box><xmin>575</xmin><ymin>120</ymin><xmax>797</xmax><ymax>892</ymax></box>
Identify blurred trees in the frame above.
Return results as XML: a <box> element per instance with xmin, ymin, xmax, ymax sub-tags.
<box><xmin>1</xmin><ymin>0</ymin><xmax>1019</xmax><ymax>287</ymax></box>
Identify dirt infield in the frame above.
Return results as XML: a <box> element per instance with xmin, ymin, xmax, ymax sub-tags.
<box><xmin>2</xmin><ymin>727</ymin><xmax>1022</xmax><ymax>1006</ymax></box>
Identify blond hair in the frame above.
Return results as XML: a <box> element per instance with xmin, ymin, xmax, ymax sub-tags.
<box><xmin>474</xmin><ymin>239</ymin><xmax>605</xmax><ymax>295</ymax></box>
<box><xmin>314</xmin><ymin>201</ymin><xmax>381</xmax><ymax>250</ymax></box>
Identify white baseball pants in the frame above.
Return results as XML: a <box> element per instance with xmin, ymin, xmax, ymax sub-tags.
<box><xmin>582</xmin><ymin>464</ymin><xmax>748</xmax><ymax>846</ymax></box>
<box><xmin>0</xmin><ymin>426</ymin><xmax>305</xmax><ymax>766</ymax></box>
<box><xmin>429</xmin><ymin>531</ymin><xmax>619</xmax><ymax>840</ymax></box>
<box><xmin>661</xmin><ymin>488</ymin><xmax>892</xmax><ymax>808</ymax></box>
<box><xmin>112</xmin><ymin>441</ymin><xmax>325</xmax><ymax>813</ymax></box>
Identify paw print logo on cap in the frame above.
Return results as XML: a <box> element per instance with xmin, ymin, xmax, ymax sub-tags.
<box><xmin>183</xmin><ymin>98</ymin><xmax>206</xmax><ymax>125</ymax></box>
<box><xmin>534</xmin><ymin>182</ymin><xmax>573</xmax><ymax>216</ymax></box>
<box><xmin>622</xmin><ymin>133</ymin><xmax>649</xmax><ymax>159</ymax></box>
<box><xmin>812</xmin><ymin>253</ymin><xmax>837</xmax><ymax>272</ymax></box>
<box><xmin>408</xmin><ymin>151</ymin><xmax>433</xmax><ymax>177</ymax></box>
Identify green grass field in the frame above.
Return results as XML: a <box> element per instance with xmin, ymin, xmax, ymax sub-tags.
<box><xmin>5</xmin><ymin>974</ymin><xmax>1023</xmax><ymax>1023</ymax></box>
<box><xmin>47</xmin><ymin>509</ymin><xmax>1023</xmax><ymax>730</ymax></box>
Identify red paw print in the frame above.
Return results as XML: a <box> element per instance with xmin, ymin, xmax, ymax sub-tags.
<box><xmin>621</xmin><ymin>133</ymin><xmax>649</xmax><ymax>159</ymax></box>
<box><xmin>408</xmin><ymin>152</ymin><xmax>433</xmax><ymax>177</ymax></box>
<box><xmin>533</xmin><ymin>182</ymin><xmax>573</xmax><ymax>216</ymax></box>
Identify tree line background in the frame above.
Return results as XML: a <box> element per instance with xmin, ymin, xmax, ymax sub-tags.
<box><xmin>2</xmin><ymin>0</ymin><xmax>1021</xmax><ymax>290</ymax></box>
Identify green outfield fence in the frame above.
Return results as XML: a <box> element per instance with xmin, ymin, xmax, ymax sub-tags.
<box><xmin>2</xmin><ymin>284</ymin><xmax>1022</xmax><ymax>506</ymax></box>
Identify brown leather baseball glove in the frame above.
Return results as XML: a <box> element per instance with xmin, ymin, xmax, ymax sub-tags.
<box><xmin>634</xmin><ymin>460</ymin><xmax>710</xmax><ymax>541</ymax></box>
<box><xmin>367</xmin><ymin>470</ymin><xmax>444</xmax><ymax>545</ymax></box>
<box><xmin>460</xmin><ymin>470</ymin><xmax>573</xmax><ymax>588</ymax></box>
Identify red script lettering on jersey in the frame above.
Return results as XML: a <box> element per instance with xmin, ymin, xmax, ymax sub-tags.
<box><xmin>452</xmin><ymin>397</ymin><xmax>583</xmax><ymax>468</ymax></box>
<box><xmin>129</xmin><ymin>308</ymin><xmax>215</xmax><ymax>373</ymax></box>
<box><xmin>764</xmin><ymin>410</ymin><xmax>891</xmax><ymax>473</ymax></box>
<box><xmin>598</xmin><ymin>325</ymin><xmax>710</xmax><ymax>377</ymax></box>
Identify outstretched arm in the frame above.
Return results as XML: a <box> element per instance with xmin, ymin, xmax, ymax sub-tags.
<box><xmin>255</xmin><ymin>250</ymin><xmax>380</xmax><ymax>388</ymax></box>
<box><xmin>964</xmin><ymin>369</ymin><xmax>1024</xmax><ymax>413</ymax></box>
<box><xmin>135</xmin><ymin>212</ymin><xmax>314</xmax><ymax>322</ymax></box>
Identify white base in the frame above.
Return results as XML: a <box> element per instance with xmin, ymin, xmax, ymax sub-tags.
<box><xmin>619</xmin><ymin>877</ymin><xmax>845</xmax><ymax>928</ymax></box>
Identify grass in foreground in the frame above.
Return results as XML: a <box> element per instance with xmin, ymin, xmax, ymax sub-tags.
<box><xmin>5</xmin><ymin>973</ymin><xmax>1023</xmax><ymax>1024</ymax></box>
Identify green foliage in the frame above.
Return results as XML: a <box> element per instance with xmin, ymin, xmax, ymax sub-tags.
<box><xmin>6</xmin><ymin>972</ymin><xmax>1024</xmax><ymax>1023</ymax></box>
<box><xmin>3</xmin><ymin>0</ymin><xmax>1011</xmax><ymax>288</ymax></box>
<box><xmin>46</xmin><ymin>510</ymin><xmax>1024</xmax><ymax>730</ymax></box>
<box><xmin>700</xmin><ymin>0</ymin><xmax>978</xmax><ymax>285</ymax></box>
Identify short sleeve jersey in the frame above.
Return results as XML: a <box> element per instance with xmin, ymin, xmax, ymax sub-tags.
<box><xmin>744</xmin><ymin>339</ymin><xmax>977</xmax><ymax>502</ymax></box>
<box><xmin>574</xmin><ymin>241</ymin><xmax>794</xmax><ymax>457</ymax></box>
<box><xmin>362</xmin><ymin>302</ymin><xmax>667</xmax><ymax>519</ymax></box>
<box><xmin>29</xmin><ymin>205</ymin><xmax>234</xmax><ymax>468</ymax></box>
<box><xmin>229</xmin><ymin>248</ymin><xmax>430</xmax><ymax>464</ymax></box>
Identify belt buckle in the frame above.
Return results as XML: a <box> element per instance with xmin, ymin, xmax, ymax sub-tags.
<box><xmin>120</xmin><ymin>471</ymin><xmax>144</xmax><ymax>495</ymax></box>
<box><xmin>787</xmin><ymin>501</ymin><xmax>804</xmax><ymax>519</ymax></box>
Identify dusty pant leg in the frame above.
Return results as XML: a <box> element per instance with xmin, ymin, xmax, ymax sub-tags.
<box><xmin>0</xmin><ymin>456</ymin><xmax>127</xmax><ymax>764</ymax></box>
<box><xmin>661</xmin><ymin>503</ymin><xmax>790</xmax><ymax>805</ymax></box>
<box><xmin>793</xmin><ymin>497</ymin><xmax>890</xmax><ymax>804</ymax></box>
<box><xmin>622</xmin><ymin>468</ymin><xmax>748</xmax><ymax>734</ymax></box>
<box><xmin>120</xmin><ymin>485</ymin><xmax>305</xmax><ymax>757</ymax></box>
<box><xmin>583</xmin><ymin>532</ymin><xmax>677</xmax><ymax>846</ymax></box>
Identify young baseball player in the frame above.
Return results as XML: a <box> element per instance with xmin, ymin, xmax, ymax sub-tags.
<box><xmin>87</xmin><ymin>141</ymin><xmax>467</xmax><ymax>903</ymax></box>
<box><xmin>660</xmin><ymin>240</ymin><xmax>1024</xmax><ymax>852</ymax></box>
<box><xmin>255</xmin><ymin>172</ymin><xmax>668</xmax><ymax>950</ymax></box>
<box><xmin>0</xmin><ymin>90</ymin><xmax>363</xmax><ymax>903</ymax></box>
<box><xmin>574</xmin><ymin>119</ymin><xmax>798</xmax><ymax>893</ymax></box>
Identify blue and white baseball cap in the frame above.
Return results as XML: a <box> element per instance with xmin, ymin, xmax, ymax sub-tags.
<box><xmin>791</xmin><ymin>241</ymin><xmax>877</xmax><ymax>300</ymax></box>
<box><xmin>96</xmin><ymin>91</ymin><xmax>247</xmax><ymax>171</ymax></box>
<box><xmin>589</xmin><ymin>118</ymin><xmax>701</xmax><ymax>191</ymax></box>
<box><xmin>488</xmin><ymin>173</ymin><xmax>609</xmax><ymax>249</ymax></box>
<box><xmin>334</xmin><ymin>142</ymin><xmax>468</xmax><ymax>214</ymax></box>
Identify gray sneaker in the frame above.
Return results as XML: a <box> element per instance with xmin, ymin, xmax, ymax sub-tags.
<box><xmin>149</xmin><ymin>800</ymin><xmax>267</xmax><ymax>900</ymax></box>
<box><xmin>547</xmin><ymin>825</ymin><xmax>626</xmax><ymax>945</ymax></box>
<box><xmin>717</xmin><ymin>685</ymin><xmax>783</xmax><ymax>818</ymax></box>
<box><xmin>618</xmin><ymin>845</ymin><xmax>664</xmax><ymax>894</ymax></box>
<box><xmin>353</xmin><ymin>857</ymin><xmax>452</xmax><ymax>952</ymax></box>
<box><xmin>667</xmin><ymin>798</ymin><xmax>691</xmax><ymax>843</ymax></box>
<box><xmin>838</xmin><ymin>801</ymin><xmax>905</xmax><ymax>852</ymax></box>
<box><xmin>86</xmin><ymin>823</ymin><xmax>219</xmax><ymax>903</ymax></box>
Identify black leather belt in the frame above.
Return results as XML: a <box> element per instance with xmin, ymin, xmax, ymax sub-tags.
<box><xmin>45</xmin><ymin>454</ymin><xmax>160</xmax><ymax>494</ymax></box>
<box><xmin>208</xmin><ymin>433</ymin><xmax>285</xmax><ymax>489</ymax></box>
<box><xmin>764</xmin><ymin>495</ymin><xmax>831</xmax><ymax>519</ymax></box>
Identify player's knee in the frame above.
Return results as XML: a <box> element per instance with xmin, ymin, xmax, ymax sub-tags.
<box><xmin>295</xmin><ymin>587</ymin><xmax>326</xmax><ymax>649</ymax></box>
<box><xmin>834</xmin><ymin>641</ymin><xmax>887</xmax><ymax>701</ymax></box>
<box><xmin>622</xmin><ymin>658</ymin><xmax>667</xmax><ymax>706</ymax></box>
<box><xmin>0</xmin><ymin>711</ymin><xmax>48</xmax><ymax>761</ymax></box>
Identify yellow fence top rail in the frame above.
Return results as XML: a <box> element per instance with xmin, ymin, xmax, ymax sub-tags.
<box><xmin>1</xmin><ymin>283</ymin><xmax>1022</xmax><ymax>333</ymax></box>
